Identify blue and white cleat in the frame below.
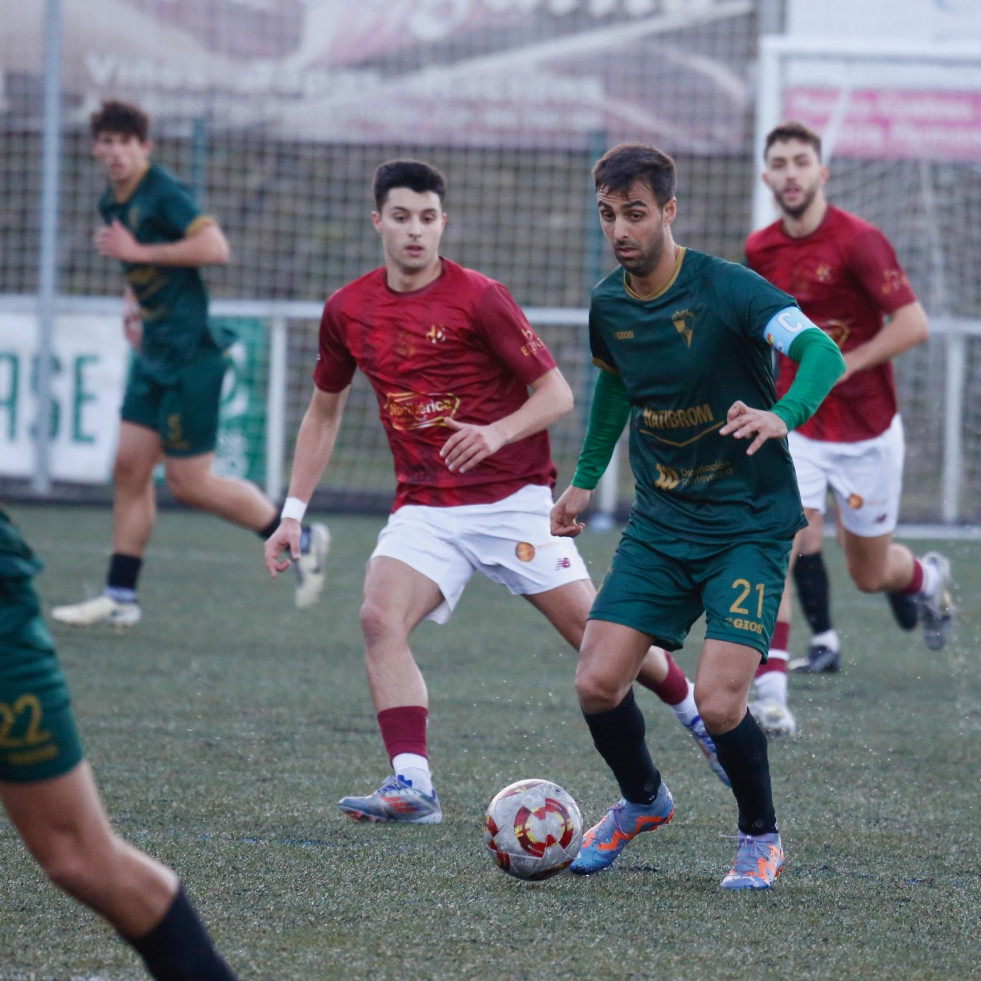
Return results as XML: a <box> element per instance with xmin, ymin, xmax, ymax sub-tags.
<box><xmin>683</xmin><ymin>715</ymin><xmax>731</xmax><ymax>786</ymax></box>
<box><xmin>569</xmin><ymin>782</ymin><xmax>673</xmax><ymax>875</ymax></box>
<box><xmin>720</xmin><ymin>832</ymin><xmax>784</xmax><ymax>890</ymax></box>
<box><xmin>338</xmin><ymin>775</ymin><xmax>442</xmax><ymax>824</ymax></box>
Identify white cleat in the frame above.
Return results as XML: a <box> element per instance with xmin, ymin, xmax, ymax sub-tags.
<box><xmin>51</xmin><ymin>594</ymin><xmax>142</xmax><ymax>628</ymax></box>
<box><xmin>294</xmin><ymin>522</ymin><xmax>330</xmax><ymax>609</ymax></box>
<box><xmin>919</xmin><ymin>551</ymin><xmax>954</xmax><ymax>651</ymax></box>
<box><xmin>748</xmin><ymin>698</ymin><xmax>797</xmax><ymax>738</ymax></box>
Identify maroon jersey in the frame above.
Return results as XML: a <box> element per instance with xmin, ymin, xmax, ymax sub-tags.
<box><xmin>746</xmin><ymin>205</ymin><xmax>917</xmax><ymax>441</ymax></box>
<box><xmin>314</xmin><ymin>258</ymin><xmax>558</xmax><ymax>510</ymax></box>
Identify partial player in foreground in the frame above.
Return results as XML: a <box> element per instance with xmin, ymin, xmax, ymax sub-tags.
<box><xmin>265</xmin><ymin>159</ymin><xmax>728</xmax><ymax>828</ymax></box>
<box><xmin>745</xmin><ymin>121</ymin><xmax>954</xmax><ymax>736</ymax></box>
<box><xmin>51</xmin><ymin>100</ymin><xmax>327</xmax><ymax>629</ymax></box>
<box><xmin>551</xmin><ymin>143</ymin><xmax>844</xmax><ymax>889</ymax></box>
<box><xmin>0</xmin><ymin>507</ymin><xmax>237</xmax><ymax>979</ymax></box>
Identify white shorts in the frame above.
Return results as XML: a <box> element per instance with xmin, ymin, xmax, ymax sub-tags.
<box><xmin>788</xmin><ymin>413</ymin><xmax>905</xmax><ymax>538</ymax></box>
<box><xmin>369</xmin><ymin>484</ymin><xmax>589</xmax><ymax>624</ymax></box>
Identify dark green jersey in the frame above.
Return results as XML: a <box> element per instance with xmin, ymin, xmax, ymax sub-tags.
<box><xmin>99</xmin><ymin>162</ymin><xmax>224</xmax><ymax>382</ymax></box>
<box><xmin>0</xmin><ymin>507</ymin><xmax>43</xmax><ymax>580</ymax></box>
<box><xmin>589</xmin><ymin>247</ymin><xmax>806</xmax><ymax>543</ymax></box>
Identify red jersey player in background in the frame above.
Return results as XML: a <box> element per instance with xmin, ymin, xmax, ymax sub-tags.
<box><xmin>744</xmin><ymin>121</ymin><xmax>954</xmax><ymax>736</ymax></box>
<box><xmin>264</xmin><ymin>159</ymin><xmax>728</xmax><ymax>824</ymax></box>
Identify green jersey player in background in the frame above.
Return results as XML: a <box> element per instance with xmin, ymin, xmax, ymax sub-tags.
<box><xmin>52</xmin><ymin>101</ymin><xmax>327</xmax><ymax>628</ymax></box>
<box><xmin>550</xmin><ymin>143</ymin><xmax>845</xmax><ymax>889</ymax></box>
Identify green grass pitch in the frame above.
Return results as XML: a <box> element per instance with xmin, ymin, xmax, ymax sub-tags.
<box><xmin>1</xmin><ymin>504</ymin><xmax>979</xmax><ymax>980</ymax></box>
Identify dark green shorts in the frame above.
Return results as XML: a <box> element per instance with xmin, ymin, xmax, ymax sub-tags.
<box><xmin>590</xmin><ymin>517</ymin><xmax>792</xmax><ymax>658</ymax></box>
<box><xmin>0</xmin><ymin>576</ymin><xmax>84</xmax><ymax>783</ymax></box>
<box><xmin>121</xmin><ymin>348</ymin><xmax>228</xmax><ymax>457</ymax></box>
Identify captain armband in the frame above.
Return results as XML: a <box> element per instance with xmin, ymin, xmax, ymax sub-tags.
<box><xmin>763</xmin><ymin>306</ymin><xmax>821</xmax><ymax>355</ymax></box>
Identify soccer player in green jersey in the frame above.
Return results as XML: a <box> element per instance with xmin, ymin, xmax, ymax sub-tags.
<box><xmin>52</xmin><ymin>100</ymin><xmax>328</xmax><ymax>628</ymax></box>
<box><xmin>1</xmin><ymin>508</ymin><xmax>237</xmax><ymax>978</ymax></box>
<box><xmin>550</xmin><ymin>143</ymin><xmax>845</xmax><ymax>889</ymax></box>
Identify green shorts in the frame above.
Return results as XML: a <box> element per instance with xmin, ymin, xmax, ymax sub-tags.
<box><xmin>0</xmin><ymin>576</ymin><xmax>84</xmax><ymax>783</ymax></box>
<box><xmin>121</xmin><ymin>347</ymin><xmax>228</xmax><ymax>457</ymax></box>
<box><xmin>589</xmin><ymin>516</ymin><xmax>792</xmax><ymax>658</ymax></box>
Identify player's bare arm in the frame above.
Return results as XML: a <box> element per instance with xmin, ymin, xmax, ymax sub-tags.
<box><xmin>550</xmin><ymin>484</ymin><xmax>593</xmax><ymax>538</ymax></box>
<box><xmin>720</xmin><ymin>401</ymin><xmax>788</xmax><ymax>457</ymax></box>
<box><xmin>265</xmin><ymin>385</ymin><xmax>350</xmax><ymax>576</ymax></box>
<box><xmin>95</xmin><ymin>219</ymin><xmax>230</xmax><ymax>266</ymax></box>
<box><xmin>838</xmin><ymin>300</ymin><xmax>929</xmax><ymax>383</ymax></box>
<box><xmin>440</xmin><ymin>367</ymin><xmax>573</xmax><ymax>473</ymax></box>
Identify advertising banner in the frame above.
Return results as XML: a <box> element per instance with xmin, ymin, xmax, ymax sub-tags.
<box><xmin>0</xmin><ymin>313</ymin><xmax>267</xmax><ymax>486</ymax></box>
<box><xmin>0</xmin><ymin>0</ymin><xmax>756</xmax><ymax>152</ymax></box>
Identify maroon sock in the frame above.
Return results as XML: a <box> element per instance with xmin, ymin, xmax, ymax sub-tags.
<box><xmin>903</xmin><ymin>558</ymin><xmax>924</xmax><ymax>595</ymax></box>
<box><xmin>377</xmin><ymin>705</ymin><xmax>428</xmax><ymax>761</ymax></box>
<box><xmin>648</xmin><ymin>652</ymin><xmax>690</xmax><ymax>705</ymax></box>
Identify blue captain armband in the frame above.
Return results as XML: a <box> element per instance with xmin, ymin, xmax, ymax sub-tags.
<box><xmin>763</xmin><ymin>305</ymin><xmax>821</xmax><ymax>355</ymax></box>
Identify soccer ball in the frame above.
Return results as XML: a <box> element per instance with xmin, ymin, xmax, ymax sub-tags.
<box><xmin>483</xmin><ymin>778</ymin><xmax>583</xmax><ymax>881</ymax></box>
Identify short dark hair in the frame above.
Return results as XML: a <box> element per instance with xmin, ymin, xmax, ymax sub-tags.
<box><xmin>764</xmin><ymin>121</ymin><xmax>822</xmax><ymax>161</ymax></box>
<box><xmin>592</xmin><ymin>143</ymin><xmax>677</xmax><ymax>208</ymax></box>
<box><xmin>373</xmin><ymin>159</ymin><xmax>447</xmax><ymax>211</ymax></box>
<box><xmin>89</xmin><ymin>100</ymin><xmax>150</xmax><ymax>141</ymax></box>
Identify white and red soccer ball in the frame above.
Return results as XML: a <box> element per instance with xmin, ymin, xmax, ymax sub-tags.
<box><xmin>483</xmin><ymin>778</ymin><xmax>583</xmax><ymax>881</ymax></box>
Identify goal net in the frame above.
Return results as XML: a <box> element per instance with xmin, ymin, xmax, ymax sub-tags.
<box><xmin>753</xmin><ymin>36</ymin><xmax>981</xmax><ymax>523</ymax></box>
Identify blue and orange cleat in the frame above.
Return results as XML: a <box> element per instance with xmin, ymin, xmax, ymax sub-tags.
<box><xmin>720</xmin><ymin>832</ymin><xmax>784</xmax><ymax>890</ymax></box>
<box><xmin>568</xmin><ymin>782</ymin><xmax>674</xmax><ymax>875</ymax></box>
<box><xmin>683</xmin><ymin>715</ymin><xmax>731</xmax><ymax>786</ymax></box>
<box><xmin>338</xmin><ymin>775</ymin><xmax>441</xmax><ymax>824</ymax></box>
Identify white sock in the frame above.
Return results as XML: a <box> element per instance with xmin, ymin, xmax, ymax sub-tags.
<box><xmin>811</xmin><ymin>628</ymin><xmax>840</xmax><ymax>652</ymax></box>
<box><xmin>754</xmin><ymin>669</ymin><xmax>788</xmax><ymax>704</ymax></box>
<box><xmin>919</xmin><ymin>559</ymin><xmax>940</xmax><ymax>598</ymax></box>
<box><xmin>392</xmin><ymin>753</ymin><xmax>433</xmax><ymax>795</ymax></box>
<box><xmin>670</xmin><ymin>681</ymin><xmax>700</xmax><ymax>726</ymax></box>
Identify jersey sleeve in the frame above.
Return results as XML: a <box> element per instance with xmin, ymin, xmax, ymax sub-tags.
<box><xmin>473</xmin><ymin>282</ymin><xmax>557</xmax><ymax>383</ymax></box>
<box><xmin>846</xmin><ymin>227</ymin><xmax>917</xmax><ymax>315</ymax></box>
<box><xmin>312</xmin><ymin>297</ymin><xmax>357</xmax><ymax>393</ymax></box>
<box><xmin>157</xmin><ymin>180</ymin><xmax>209</xmax><ymax>240</ymax></box>
<box><xmin>725</xmin><ymin>263</ymin><xmax>799</xmax><ymax>341</ymax></box>
<box><xmin>587</xmin><ymin>303</ymin><xmax>618</xmax><ymax>374</ymax></box>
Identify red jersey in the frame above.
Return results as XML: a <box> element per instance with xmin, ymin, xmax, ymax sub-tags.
<box><xmin>746</xmin><ymin>205</ymin><xmax>917</xmax><ymax>441</ymax></box>
<box><xmin>313</xmin><ymin>258</ymin><xmax>558</xmax><ymax>510</ymax></box>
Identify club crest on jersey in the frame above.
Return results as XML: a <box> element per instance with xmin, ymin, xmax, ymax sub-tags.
<box><xmin>426</xmin><ymin>324</ymin><xmax>447</xmax><ymax>344</ymax></box>
<box><xmin>386</xmin><ymin>392</ymin><xmax>460</xmax><ymax>430</ymax></box>
<box><xmin>671</xmin><ymin>309</ymin><xmax>695</xmax><ymax>348</ymax></box>
<box><xmin>127</xmin><ymin>205</ymin><xmax>140</xmax><ymax>229</ymax></box>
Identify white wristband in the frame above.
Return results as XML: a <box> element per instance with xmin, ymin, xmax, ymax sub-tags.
<box><xmin>281</xmin><ymin>496</ymin><xmax>307</xmax><ymax>523</ymax></box>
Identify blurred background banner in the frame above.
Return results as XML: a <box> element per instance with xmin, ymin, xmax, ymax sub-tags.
<box><xmin>2</xmin><ymin>0</ymin><xmax>757</xmax><ymax>152</ymax></box>
<box><xmin>1</xmin><ymin>0</ymin><xmax>979</xmax><ymax>524</ymax></box>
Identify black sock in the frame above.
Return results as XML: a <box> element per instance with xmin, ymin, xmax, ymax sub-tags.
<box><xmin>711</xmin><ymin>711</ymin><xmax>778</xmax><ymax>836</ymax></box>
<box><xmin>107</xmin><ymin>553</ymin><xmax>142</xmax><ymax>592</ymax></box>
<box><xmin>129</xmin><ymin>884</ymin><xmax>237</xmax><ymax>981</ymax></box>
<box><xmin>793</xmin><ymin>551</ymin><xmax>833</xmax><ymax>635</ymax></box>
<box><xmin>582</xmin><ymin>688</ymin><xmax>661</xmax><ymax>804</ymax></box>
<box><xmin>257</xmin><ymin>514</ymin><xmax>280</xmax><ymax>540</ymax></box>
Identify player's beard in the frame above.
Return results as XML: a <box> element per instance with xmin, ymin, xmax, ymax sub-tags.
<box><xmin>616</xmin><ymin>233</ymin><xmax>666</xmax><ymax>279</ymax></box>
<box><xmin>776</xmin><ymin>181</ymin><xmax>820</xmax><ymax>219</ymax></box>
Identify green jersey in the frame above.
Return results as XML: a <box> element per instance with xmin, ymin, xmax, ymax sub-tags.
<box><xmin>99</xmin><ymin>162</ymin><xmax>226</xmax><ymax>382</ymax></box>
<box><xmin>589</xmin><ymin>247</ymin><xmax>805</xmax><ymax>544</ymax></box>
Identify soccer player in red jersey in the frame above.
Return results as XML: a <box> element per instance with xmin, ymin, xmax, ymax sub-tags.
<box><xmin>264</xmin><ymin>160</ymin><xmax>727</xmax><ymax>823</ymax></box>
<box><xmin>744</xmin><ymin>121</ymin><xmax>954</xmax><ymax>735</ymax></box>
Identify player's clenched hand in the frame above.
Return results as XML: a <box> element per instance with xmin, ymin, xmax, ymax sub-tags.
<box><xmin>551</xmin><ymin>484</ymin><xmax>591</xmax><ymax>537</ymax></box>
<box><xmin>264</xmin><ymin>519</ymin><xmax>302</xmax><ymax>577</ymax></box>
<box><xmin>440</xmin><ymin>418</ymin><xmax>505</xmax><ymax>473</ymax></box>
<box><xmin>719</xmin><ymin>400</ymin><xmax>788</xmax><ymax>456</ymax></box>
<box><xmin>95</xmin><ymin>220</ymin><xmax>146</xmax><ymax>262</ymax></box>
